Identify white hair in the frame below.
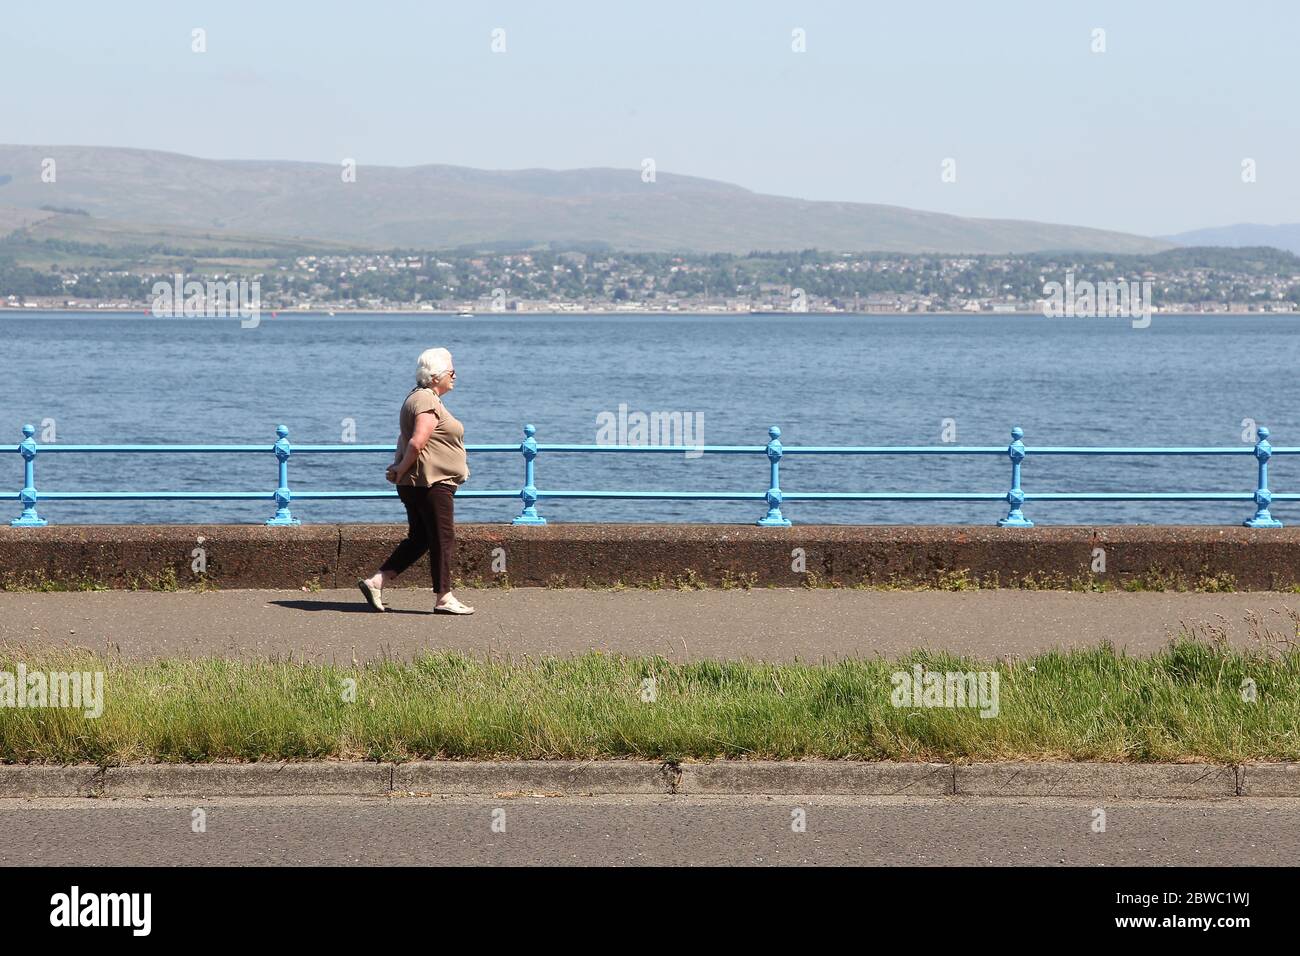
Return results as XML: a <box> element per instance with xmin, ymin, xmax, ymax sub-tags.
<box><xmin>415</xmin><ymin>347</ymin><xmax>453</xmax><ymax>387</ymax></box>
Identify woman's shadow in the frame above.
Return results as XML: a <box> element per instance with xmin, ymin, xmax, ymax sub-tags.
<box><xmin>269</xmin><ymin>599</ymin><xmax>427</xmax><ymax>615</ymax></box>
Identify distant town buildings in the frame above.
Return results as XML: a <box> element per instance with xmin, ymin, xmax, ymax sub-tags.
<box><xmin>3</xmin><ymin>249</ymin><xmax>1297</xmax><ymax>313</ymax></box>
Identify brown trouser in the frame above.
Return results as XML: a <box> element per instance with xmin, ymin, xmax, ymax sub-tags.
<box><xmin>380</xmin><ymin>482</ymin><xmax>457</xmax><ymax>593</ymax></box>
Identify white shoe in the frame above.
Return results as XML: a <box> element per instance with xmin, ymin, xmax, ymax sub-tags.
<box><xmin>357</xmin><ymin>579</ymin><xmax>385</xmax><ymax>612</ymax></box>
<box><xmin>434</xmin><ymin>597</ymin><xmax>475</xmax><ymax>615</ymax></box>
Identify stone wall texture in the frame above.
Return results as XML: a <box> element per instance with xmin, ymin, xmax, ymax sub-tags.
<box><xmin>2</xmin><ymin>524</ymin><xmax>1298</xmax><ymax>590</ymax></box>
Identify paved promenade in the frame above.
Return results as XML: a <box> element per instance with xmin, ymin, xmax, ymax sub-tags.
<box><xmin>2</xmin><ymin>795</ymin><xmax>1294</xmax><ymax>866</ymax></box>
<box><xmin>3</xmin><ymin>587</ymin><xmax>1296</xmax><ymax>661</ymax></box>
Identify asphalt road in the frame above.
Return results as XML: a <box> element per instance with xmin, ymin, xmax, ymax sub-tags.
<box><xmin>0</xmin><ymin>795</ymin><xmax>1293</xmax><ymax>866</ymax></box>
<box><xmin>2</xmin><ymin>587</ymin><xmax>1296</xmax><ymax>661</ymax></box>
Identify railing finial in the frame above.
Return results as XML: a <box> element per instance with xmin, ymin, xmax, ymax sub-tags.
<box><xmin>757</xmin><ymin>424</ymin><xmax>792</xmax><ymax>526</ymax></box>
<box><xmin>12</xmin><ymin>423</ymin><xmax>48</xmax><ymax>526</ymax></box>
<box><xmin>997</xmin><ymin>426</ymin><xmax>1033</xmax><ymax>528</ymax></box>
<box><xmin>1245</xmin><ymin>425</ymin><xmax>1283</xmax><ymax>528</ymax></box>
<box><xmin>266</xmin><ymin>423</ymin><xmax>301</xmax><ymax>525</ymax></box>
<box><xmin>513</xmin><ymin>423</ymin><xmax>546</xmax><ymax>525</ymax></box>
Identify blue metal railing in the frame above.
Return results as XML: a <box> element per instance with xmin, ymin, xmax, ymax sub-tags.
<box><xmin>10</xmin><ymin>422</ymin><xmax>1298</xmax><ymax>528</ymax></box>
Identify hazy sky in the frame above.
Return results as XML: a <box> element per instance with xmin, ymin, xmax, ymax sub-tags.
<box><xmin>3</xmin><ymin>0</ymin><xmax>1296</xmax><ymax>237</ymax></box>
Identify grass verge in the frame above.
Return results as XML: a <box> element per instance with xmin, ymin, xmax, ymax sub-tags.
<box><xmin>1</xmin><ymin>638</ymin><xmax>1297</xmax><ymax>764</ymax></box>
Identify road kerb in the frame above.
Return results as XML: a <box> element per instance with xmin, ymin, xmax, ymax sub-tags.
<box><xmin>676</xmin><ymin>761</ymin><xmax>954</xmax><ymax>795</ymax></box>
<box><xmin>1239</xmin><ymin>762</ymin><xmax>1300</xmax><ymax>796</ymax></box>
<box><xmin>394</xmin><ymin>760</ymin><xmax>671</xmax><ymax>795</ymax></box>
<box><xmin>1</xmin><ymin>761</ymin><xmax>1295</xmax><ymax>799</ymax></box>
<box><xmin>101</xmin><ymin>762</ymin><xmax>393</xmax><ymax>797</ymax></box>
<box><xmin>0</xmin><ymin>765</ymin><xmax>103</xmax><ymax>798</ymax></box>
<box><xmin>955</xmin><ymin>762</ymin><xmax>1238</xmax><ymax>798</ymax></box>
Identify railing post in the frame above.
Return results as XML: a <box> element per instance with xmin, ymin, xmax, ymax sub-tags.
<box><xmin>757</xmin><ymin>425</ymin><xmax>792</xmax><ymax>526</ymax></box>
<box><xmin>513</xmin><ymin>423</ymin><xmax>546</xmax><ymax>525</ymax></box>
<box><xmin>12</xmin><ymin>424</ymin><xmax>48</xmax><ymax>527</ymax></box>
<box><xmin>1244</xmin><ymin>425</ymin><xmax>1284</xmax><ymax>528</ymax></box>
<box><xmin>266</xmin><ymin>424</ymin><xmax>301</xmax><ymax>526</ymax></box>
<box><xmin>997</xmin><ymin>426</ymin><xmax>1033</xmax><ymax>527</ymax></box>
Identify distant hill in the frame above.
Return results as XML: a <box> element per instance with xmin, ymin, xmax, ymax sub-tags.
<box><xmin>0</xmin><ymin>204</ymin><xmax>56</xmax><ymax>234</ymax></box>
<box><xmin>1162</xmin><ymin>223</ymin><xmax>1300</xmax><ymax>256</ymax></box>
<box><xmin>0</xmin><ymin>144</ymin><xmax>1173</xmax><ymax>256</ymax></box>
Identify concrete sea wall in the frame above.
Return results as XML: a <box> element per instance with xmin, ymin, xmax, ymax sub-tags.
<box><xmin>2</xmin><ymin>525</ymin><xmax>1298</xmax><ymax>590</ymax></box>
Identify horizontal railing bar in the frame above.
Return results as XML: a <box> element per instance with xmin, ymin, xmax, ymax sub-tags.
<box><xmin>781</xmin><ymin>492</ymin><xmax>1005</xmax><ymax>500</ymax></box>
<box><xmin>1030</xmin><ymin>447</ymin><xmax>1290</xmax><ymax>455</ymax></box>
<box><xmin>19</xmin><ymin>443</ymin><xmax>1300</xmax><ymax>456</ymax></box>
<box><xmin>293</xmin><ymin>490</ymin><xmax>521</xmax><ymax>499</ymax></box>
<box><xmin>782</xmin><ymin>446</ymin><xmax>1004</xmax><ymax>454</ymax></box>
<box><xmin>1027</xmin><ymin>492</ymin><xmax>1263</xmax><ymax>501</ymax></box>
<box><xmin>36</xmin><ymin>491</ymin><xmax>275</xmax><ymax>500</ymax></box>
<box><xmin>16</xmin><ymin>444</ymin><xmax>516</xmax><ymax>454</ymax></box>
<box><xmin>9</xmin><ymin>442</ymin><xmax>760</xmax><ymax>455</ymax></box>
<box><xmin>22</xmin><ymin>445</ymin><xmax>278</xmax><ymax>453</ymax></box>
<box><xmin>293</xmin><ymin>444</ymin><xmax>521</xmax><ymax>453</ymax></box>
<box><xmin>530</xmin><ymin>490</ymin><xmax>765</xmax><ymax>500</ymax></box>
<box><xmin>772</xmin><ymin>492</ymin><xmax>1294</xmax><ymax>502</ymax></box>
<box><xmin>535</xmin><ymin>444</ymin><xmax>758</xmax><ymax>453</ymax></box>
<box><xmin>28</xmin><ymin>490</ymin><xmax>1293</xmax><ymax>503</ymax></box>
<box><xmin>30</xmin><ymin>490</ymin><xmax>521</xmax><ymax>501</ymax></box>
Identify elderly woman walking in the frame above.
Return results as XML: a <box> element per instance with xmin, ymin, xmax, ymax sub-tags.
<box><xmin>358</xmin><ymin>347</ymin><xmax>474</xmax><ymax>615</ymax></box>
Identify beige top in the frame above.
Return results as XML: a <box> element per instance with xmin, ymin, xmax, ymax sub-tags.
<box><xmin>395</xmin><ymin>387</ymin><xmax>469</xmax><ymax>487</ymax></box>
